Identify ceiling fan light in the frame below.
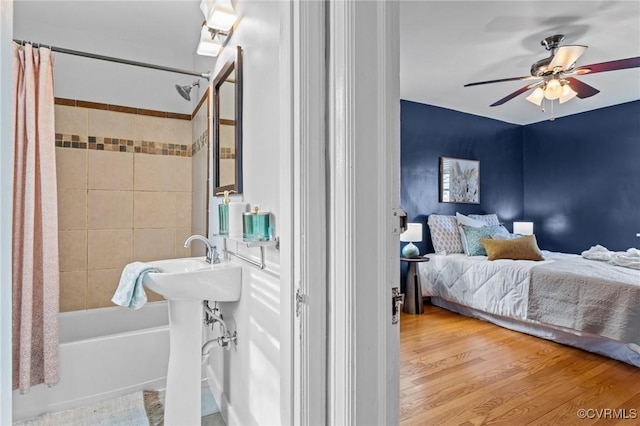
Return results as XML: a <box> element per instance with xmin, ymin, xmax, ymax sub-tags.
<box><xmin>544</xmin><ymin>79</ymin><xmax>562</xmax><ymax>100</ymax></box>
<box><xmin>526</xmin><ymin>87</ymin><xmax>545</xmax><ymax>106</ymax></box>
<box><xmin>559</xmin><ymin>84</ymin><xmax>578</xmax><ymax>104</ymax></box>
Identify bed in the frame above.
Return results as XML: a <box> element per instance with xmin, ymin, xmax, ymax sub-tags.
<box><xmin>417</xmin><ymin>213</ymin><xmax>640</xmax><ymax>367</ymax></box>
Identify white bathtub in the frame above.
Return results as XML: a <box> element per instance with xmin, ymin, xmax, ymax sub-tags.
<box><xmin>12</xmin><ymin>302</ymin><xmax>170</xmax><ymax>421</ymax></box>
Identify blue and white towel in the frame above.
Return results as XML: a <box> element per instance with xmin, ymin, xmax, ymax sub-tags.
<box><xmin>112</xmin><ymin>262</ymin><xmax>160</xmax><ymax>309</ymax></box>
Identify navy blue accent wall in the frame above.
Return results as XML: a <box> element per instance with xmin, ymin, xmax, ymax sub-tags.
<box><xmin>401</xmin><ymin>100</ymin><xmax>524</xmax><ymax>256</ymax></box>
<box><xmin>523</xmin><ymin>101</ymin><xmax>640</xmax><ymax>253</ymax></box>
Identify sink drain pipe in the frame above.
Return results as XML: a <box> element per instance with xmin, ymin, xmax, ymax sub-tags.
<box><xmin>202</xmin><ymin>301</ymin><xmax>237</xmax><ymax>363</ymax></box>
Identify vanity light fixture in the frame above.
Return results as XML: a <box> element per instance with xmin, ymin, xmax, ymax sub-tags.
<box><xmin>197</xmin><ymin>0</ymin><xmax>238</xmax><ymax>57</ymax></box>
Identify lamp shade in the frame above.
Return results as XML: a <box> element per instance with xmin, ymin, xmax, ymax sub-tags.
<box><xmin>526</xmin><ymin>87</ymin><xmax>544</xmax><ymax>106</ymax></box>
<box><xmin>513</xmin><ymin>221</ymin><xmax>534</xmax><ymax>235</ymax></box>
<box><xmin>400</xmin><ymin>223</ymin><xmax>422</xmax><ymax>243</ymax></box>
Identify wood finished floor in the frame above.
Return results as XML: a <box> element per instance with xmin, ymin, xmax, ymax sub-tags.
<box><xmin>400</xmin><ymin>304</ymin><xmax>640</xmax><ymax>426</ymax></box>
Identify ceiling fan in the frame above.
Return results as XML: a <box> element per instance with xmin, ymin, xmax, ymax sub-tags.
<box><xmin>465</xmin><ymin>34</ymin><xmax>640</xmax><ymax>107</ymax></box>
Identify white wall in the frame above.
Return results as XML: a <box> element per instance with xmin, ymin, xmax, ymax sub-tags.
<box><xmin>200</xmin><ymin>1</ymin><xmax>290</xmax><ymax>425</ymax></box>
<box><xmin>13</xmin><ymin>1</ymin><xmax>206</xmax><ymax>114</ymax></box>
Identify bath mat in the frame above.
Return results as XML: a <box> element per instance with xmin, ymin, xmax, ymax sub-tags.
<box><xmin>13</xmin><ymin>391</ymin><xmax>149</xmax><ymax>425</ymax></box>
<box><xmin>143</xmin><ymin>387</ymin><xmax>224</xmax><ymax>426</ymax></box>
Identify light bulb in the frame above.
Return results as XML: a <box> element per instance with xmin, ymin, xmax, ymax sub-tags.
<box><xmin>544</xmin><ymin>79</ymin><xmax>562</xmax><ymax>100</ymax></box>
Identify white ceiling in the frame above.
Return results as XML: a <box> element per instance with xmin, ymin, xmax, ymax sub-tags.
<box><xmin>15</xmin><ymin>1</ymin><xmax>640</xmax><ymax>125</ymax></box>
<box><xmin>400</xmin><ymin>1</ymin><xmax>640</xmax><ymax>124</ymax></box>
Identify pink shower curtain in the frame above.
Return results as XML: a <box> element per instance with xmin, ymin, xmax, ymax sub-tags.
<box><xmin>12</xmin><ymin>42</ymin><xmax>60</xmax><ymax>392</ymax></box>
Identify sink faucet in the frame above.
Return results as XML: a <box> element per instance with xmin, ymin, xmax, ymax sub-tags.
<box><xmin>184</xmin><ymin>235</ymin><xmax>214</xmax><ymax>264</ymax></box>
<box><xmin>211</xmin><ymin>246</ymin><xmax>221</xmax><ymax>264</ymax></box>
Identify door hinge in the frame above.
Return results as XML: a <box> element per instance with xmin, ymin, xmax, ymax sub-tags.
<box><xmin>295</xmin><ymin>288</ymin><xmax>305</xmax><ymax>317</ymax></box>
<box><xmin>392</xmin><ymin>208</ymin><xmax>407</xmax><ymax>235</ymax></box>
<box><xmin>392</xmin><ymin>287</ymin><xmax>404</xmax><ymax>325</ymax></box>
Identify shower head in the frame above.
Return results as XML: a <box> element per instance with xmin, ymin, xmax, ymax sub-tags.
<box><xmin>175</xmin><ymin>80</ymin><xmax>200</xmax><ymax>101</ymax></box>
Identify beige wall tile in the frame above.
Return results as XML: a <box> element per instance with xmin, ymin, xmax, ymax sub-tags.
<box><xmin>55</xmin><ymin>105</ymin><xmax>88</xmax><ymax>136</ymax></box>
<box><xmin>192</xmin><ymin>192</ymin><xmax>206</xmax><ymax>236</ymax></box>
<box><xmin>87</xmin><ymin>268</ymin><xmax>121</xmax><ymax>309</ymax></box>
<box><xmin>56</xmin><ymin>148</ymin><xmax>87</xmax><ymax>190</ymax></box>
<box><xmin>134</xmin><ymin>192</ymin><xmax>176</xmax><ymax>228</ymax></box>
<box><xmin>88</xmin><ymin>109</ymin><xmax>135</xmax><ymax>140</ymax></box>
<box><xmin>174</xmin><ymin>157</ymin><xmax>192</xmax><ymax>192</ymax></box>
<box><xmin>88</xmin><ymin>229</ymin><xmax>132</xmax><ymax>270</ymax></box>
<box><xmin>175</xmin><ymin>192</ymin><xmax>192</xmax><ymax>229</ymax></box>
<box><xmin>59</xmin><ymin>271</ymin><xmax>87</xmax><ymax>312</ymax></box>
<box><xmin>175</xmin><ymin>228</ymin><xmax>193</xmax><ymax>258</ymax></box>
<box><xmin>146</xmin><ymin>290</ymin><xmax>165</xmax><ymax>303</ymax></box>
<box><xmin>192</xmin><ymin>149</ymin><xmax>207</xmax><ymax>192</ymax></box>
<box><xmin>59</xmin><ymin>230</ymin><xmax>87</xmax><ymax>272</ymax></box>
<box><xmin>175</xmin><ymin>119</ymin><xmax>192</xmax><ymax>146</ymax></box>
<box><xmin>134</xmin><ymin>229</ymin><xmax>176</xmax><ymax>262</ymax></box>
<box><xmin>134</xmin><ymin>154</ymin><xmax>175</xmax><ymax>191</ymax></box>
<box><xmin>134</xmin><ymin>115</ymin><xmax>175</xmax><ymax>144</ymax></box>
<box><xmin>58</xmin><ymin>189</ymin><xmax>87</xmax><ymax>230</ymax></box>
<box><xmin>88</xmin><ymin>150</ymin><xmax>133</xmax><ymax>190</ymax></box>
<box><xmin>88</xmin><ymin>190</ymin><xmax>133</xmax><ymax>230</ymax></box>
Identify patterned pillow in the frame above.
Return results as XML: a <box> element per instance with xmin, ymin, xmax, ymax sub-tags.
<box><xmin>456</xmin><ymin>212</ymin><xmax>488</xmax><ymax>254</ymax></box>
<box><xmin>460</xmin><ymin>224</ymin><xmax>509</xmax><ymax>256</ymax></box>
<box><xmin>427</xmin><ymin>215</ymin><xmax>463</xmax><ymax>254</ymax></box>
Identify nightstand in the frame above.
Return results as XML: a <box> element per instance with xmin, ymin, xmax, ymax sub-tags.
<box><xmin>401</xmin><ymin>257</ymin><xmax>429</xmax><ymax>314</ymax></box>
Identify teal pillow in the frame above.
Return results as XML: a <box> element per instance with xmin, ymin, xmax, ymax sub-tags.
<box><xmin>461</xmin><ymin>224</ymin><xmax>509</xmax><ymax>256</ymax></box>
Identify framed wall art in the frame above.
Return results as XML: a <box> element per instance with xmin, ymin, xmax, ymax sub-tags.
<box><xmin>440</xmin><ymin>157</ymin><xmax>480</xmax><ymax>204</ymax></box>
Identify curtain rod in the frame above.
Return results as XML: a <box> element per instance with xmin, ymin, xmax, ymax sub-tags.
<box><xmin>13</xmin><ymin>39</ymin><xmax>211</xmax><ymax>81</ymax></box>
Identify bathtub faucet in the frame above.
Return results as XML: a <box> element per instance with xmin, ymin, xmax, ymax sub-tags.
<box><xmin>184</xmin><ymin>235</ymin><xmax>214</xmax><ymax>264</ymax></box>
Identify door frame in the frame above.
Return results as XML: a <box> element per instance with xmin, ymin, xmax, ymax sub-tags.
<box><xmin>324</xmin><ymin>1</ymin><xmax>401</xmax><ymax>424</ymax></box>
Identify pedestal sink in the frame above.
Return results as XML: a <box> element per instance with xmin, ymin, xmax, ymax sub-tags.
<box><xmin>143</xmin><ymin>256</ymin><xmax>241</xmax><ymax>426</ymax></box>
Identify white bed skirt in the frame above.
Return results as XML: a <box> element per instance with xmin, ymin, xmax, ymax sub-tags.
<box><xmin>431</xmin><ymin>297</ymin><xmax>640</xmax><ymax>368</ymax></box>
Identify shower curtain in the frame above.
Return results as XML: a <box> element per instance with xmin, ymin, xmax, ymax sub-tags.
<box><xmin>12</xmin><ymin>42</ymin><xmax>60</xmax><ymax>392</ymax></box>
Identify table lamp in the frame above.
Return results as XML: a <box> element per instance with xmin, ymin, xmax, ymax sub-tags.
<box><xmin>400</xmin><ymin>223</ymin><xmax>422</xmax><ymax>258</ymax></box>
<box><xmin>513</xmin><ymin>221</ymin><xmax>534</xmax><ymax>236</ymax></box>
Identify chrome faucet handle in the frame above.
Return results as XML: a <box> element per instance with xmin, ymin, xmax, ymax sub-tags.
<box><xmin>212</xmin><ymin>246</ymin><xmax>221</xmax><ymax>264</ymax></box>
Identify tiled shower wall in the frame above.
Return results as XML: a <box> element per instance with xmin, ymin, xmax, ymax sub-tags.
<box><xmin>55</xmin><ymin>99</ymin><xmax>193</xmax><ymax>312</ymax></box>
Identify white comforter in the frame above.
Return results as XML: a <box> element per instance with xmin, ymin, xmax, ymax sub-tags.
<box><xmin>417</xmin><ymin>251</ymin><xmax>576</xmax><ymax>320</ymax></box>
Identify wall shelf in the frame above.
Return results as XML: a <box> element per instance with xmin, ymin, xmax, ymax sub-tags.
<box><xmin>215</xmin><ymin>235</ymin><xmax>279</xmax><ymax>270</ymax></box>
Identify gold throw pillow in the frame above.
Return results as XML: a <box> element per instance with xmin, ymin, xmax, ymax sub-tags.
<box><xmin>480</xmin><ymin>235</ymin><xmax>544</xmax><ymax>261</ymax></box>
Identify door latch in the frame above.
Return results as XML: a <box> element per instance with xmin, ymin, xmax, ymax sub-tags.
<box><xmin>392</xmin><ymin>287</ymin><xmax>404</xmax><ymax>325</ymax></box>
<box><xmin>392</xmin><ymin>208</ymin><xmax>407</xmax><ymax>235</ymax></box>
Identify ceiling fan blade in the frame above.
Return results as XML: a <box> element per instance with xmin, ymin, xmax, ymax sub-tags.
<box><xmin>574</xmin><ymin>56</ymin><xmax>640</xmax><ymax>74</ymax></box>
<box><xmin>489</xmin><ymin>85</ymin><xmax>534</xmax><ymax>107</ymax></box>
<box><xmin>464</xmin><ymin>75</ymin><xmax>537</xmax><ymax>87</ymax></box>
<box><xmin>564</xmin><ymin>77</ymin><xmax>600</xmax><ymax>98</ymax></box>
<box><xmin>548</xmin><ymin>45</ymin><xmax>588</xmax><ymax>71</ymax></box>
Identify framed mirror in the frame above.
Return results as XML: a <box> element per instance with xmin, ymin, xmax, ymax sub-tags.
<box><xmin>213</xmin><ymin>46</ymin><xmax>243</xmax><ymax>194</ymax></box>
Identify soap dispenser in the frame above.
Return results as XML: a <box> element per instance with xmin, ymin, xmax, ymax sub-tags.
<box><xmin>242</xmin><ymin>206</ymin><xmax>271</xmax><ymax>241</ymax></box>
<box><xmin>215</xmin><ymin>190</ymin><xmax>235</xmax><ymax>235</ymax></box>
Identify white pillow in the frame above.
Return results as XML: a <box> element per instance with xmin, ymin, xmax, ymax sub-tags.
<box><xmin>455</xmin><ymin>212</ymin><xmax>485</xmax><ymax>227</ymax></box>
<box><xmin>468</xmin><ymin>213</ymin><xmax>500</xmax><ymax>226</ymax></box>
<box><xmin>427</xmin><ymin>214</ymin><xmax>464</xmax><ymax>254</ymax></box>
